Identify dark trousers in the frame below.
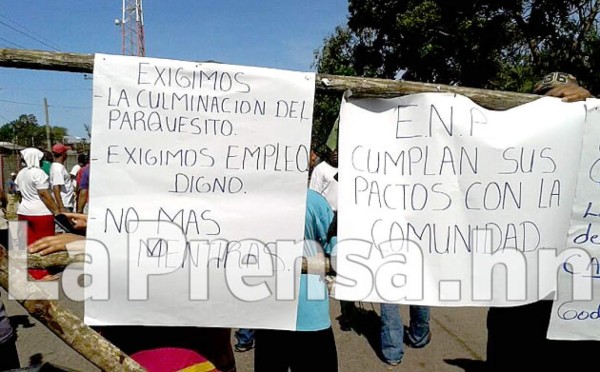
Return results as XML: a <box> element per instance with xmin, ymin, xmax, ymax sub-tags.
<box><xmin>487</xmin><ymin>301</ymin><xmax>597</xmax><ymax>371</ymax></box>
<box><xmin>254</xmin><ymin>327</ymin><xmax>338</xmax><ymax>372</ymax></box>
<box><xmin>0</xmin><ymin>337</ymin><xmax>20</xmax><ymax>370</ymax></box>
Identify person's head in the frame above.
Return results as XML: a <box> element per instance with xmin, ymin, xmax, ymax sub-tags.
<box><xmin>51</xmin><ymin>143</ymin><xmax>71</xmax><ymax>162</ymax></box>
<box><xmin>10</xmin><ymin>172</ymin><xmax>15</xmax><ymax>180</ymax></box>
<box><xmin>329</xmin><ymin>148</ymin><xmax>338</xmax><ymax>168</ymax></box>
<box><xmin>77</xmin><ymin>153</ymin><xmax>88</xmax><ymax>165</ymax></box>
<box><xmin>533</xmin><ymin>72</ymin><xmax>579</xmax><ymax>95</ymax></box>
<box><xmin>20</xmin><ymin>148</ymin><xmax>45</xmax><ymax>169</ymax></box>
<box><xmin>533</xmin><ymin>71</ymin><xmax>593</xmax><ymax>102</ymax></box>
<box><xmin>310</xmin><ymin>149</ymin><xmax>319</xmax><ymax>169</ymax></box>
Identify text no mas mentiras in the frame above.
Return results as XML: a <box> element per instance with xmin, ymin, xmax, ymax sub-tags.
<box><xmin>134</xmin><ymin>239</ymin><xmax>287</xmax><ymax>271</ymax></box>
<box><xmin>104</xmin><ymin>206</ymin><xmax>221</xmax><ymax>236</ymax></box>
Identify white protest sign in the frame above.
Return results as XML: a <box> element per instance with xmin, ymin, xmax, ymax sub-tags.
<box><xmin>548</xmin><ymin>100</ymin><xmax>600</xmax><ymax>340</ymax></box>
<box><xmin>334</xmin><ymin>93</ymin><xmax>586</xmax><ymax>306</ymax></box>
<box><xmin>85</xmin><ymin>53</ymin><xmax>315</xmax><ymax>330</ymax></box>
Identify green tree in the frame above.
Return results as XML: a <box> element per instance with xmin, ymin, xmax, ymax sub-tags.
<box><xmin>50</xmin><ymin>126</ymin><xmax>68</xmax><ymax>144</ymax></box>
<box><xmin>311</xmin><ymin>0</ymin><xmax>600</xmax><ymax>149</ymax></box>
<box><xmin>0</xmin><ymin>114</ymin><xmax>69</xmax><ymax>148</ymax></box>
<box><xmin>316</xmin><ymin>0</ymin><xmax>600</xmax><ymax>92</ymax></box>
<box><xmin>312</xmin><ymin>27</ymin><xmax>358</xmax><ymax>154</ymax></box>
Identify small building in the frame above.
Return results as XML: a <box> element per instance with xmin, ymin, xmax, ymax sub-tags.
<box><xmin>0</xmin><ymin>141</ymin><xmax>25</xmax><ymax>187</ymax></box>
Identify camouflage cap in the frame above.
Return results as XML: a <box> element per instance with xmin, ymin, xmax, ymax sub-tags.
<box><xmin>533</xmin><ymin>72</ymin><xmax>578</xmax><ymax>94</ymax></box>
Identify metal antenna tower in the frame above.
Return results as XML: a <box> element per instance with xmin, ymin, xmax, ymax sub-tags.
<box><xmin>115</xmin><ymin>0</ymin><xmax>146</xmax><ymax>56</ymax></box>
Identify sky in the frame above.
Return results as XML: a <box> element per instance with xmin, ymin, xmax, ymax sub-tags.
<box><xmin>0</xmin><ymin>1</ymin><xmax>349</xmax><ymax>139</ymax></box>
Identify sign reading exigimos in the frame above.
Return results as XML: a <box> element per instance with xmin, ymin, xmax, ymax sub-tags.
<box><xmin>85</xmin><ymin>53</ymin><xmax>315</xmax><ymax>330</ymax></box>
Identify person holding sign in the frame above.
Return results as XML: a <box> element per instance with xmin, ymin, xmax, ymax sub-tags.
<box><xmin>28</xmin><ymin>212</ymin><xmax>238</xmax><ymax>372</ymax></box>
<box><xmin>254</xmin><ymin>189</ymin><xmax>338</xmax><ymax>372</ymax></box>
<box><xmin>486</xmin><ymin>72</ymin><xmax>596</xmax><ymax>371</ymax></box>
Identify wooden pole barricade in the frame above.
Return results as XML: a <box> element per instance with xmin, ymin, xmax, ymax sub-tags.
<box><xmin>0</xmin><ymin>48</ymin><xmax>541</xmax><ymax>110</ymax></box>
<box><xmin>0</xmin><ymin>248</ymin><xmax>145</xmax><ymax>372</ymax></box>
<box><xmin>26</xmin><ymin>250</ymin><xmax>330</xmax><ymax>276</ymax></box>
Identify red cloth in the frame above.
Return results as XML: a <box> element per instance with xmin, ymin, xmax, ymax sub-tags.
<box><xmin>18</xmin><ymin>214</ymin><xmax>55</xmax><ymax>280</ymax></box>
<box><xmin>131</xmin><ymin>347</ymin><xmax>218</xmax><ymax>372</ymax></box>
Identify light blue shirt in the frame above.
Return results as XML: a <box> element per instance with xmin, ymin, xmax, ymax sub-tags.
<box><xmin>296</xmin><ymin>190</ymin><xmax>334</xmax><ymax>331</ymax></box>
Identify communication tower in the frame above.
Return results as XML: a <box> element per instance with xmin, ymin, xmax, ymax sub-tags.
<box><xmin>115</xmin><ymin>0</ymin><xmax>146</xmax><ymax>57</ymax></box>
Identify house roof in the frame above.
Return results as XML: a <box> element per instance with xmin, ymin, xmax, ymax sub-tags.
<box><xmin>0</xmin><ymin>142</ymin><xmax>25</xmax><ymax>151</ymax></box>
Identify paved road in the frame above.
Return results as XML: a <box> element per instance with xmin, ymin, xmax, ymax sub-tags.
<box><xmin>2</xmin><ymin>286</ymin><xmax>488</xmax><ymax>372</ymax></box>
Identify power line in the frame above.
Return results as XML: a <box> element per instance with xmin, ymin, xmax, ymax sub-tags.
<box><xmin>0</xmin><ymin>14</ymin><xmax>63</xmax><ymax>51</ymax></box>
<box><xmin>0</xmin><ymin>86</ymin><xmax>91</xmax><ymax>92</ymax></box>
<box><xmin>0</xmin><ymin>19</ymin><xmax>61</xmax><ymax>51</ymax></box>
<box><xmin>0</xmin><ymin>99</ymin><xmax>38</xmax><ymax>107</ymax></box>
<box><xmin>0</xmin><ymin>98</ymin><xmax>90</xmax><ymax>110</ymax></box>
<box><xmin>0</xmin><ymin>36</ymin><xmax>26</xmax><ymax>49</ymax></box>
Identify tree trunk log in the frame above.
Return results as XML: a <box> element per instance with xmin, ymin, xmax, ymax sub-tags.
<box><xmin>0</xmin><ymin>48</ymin><xmax>93</xmax><ymax>73</ymax></box>
<box><xmin>25</xmin><ymin>252</ymin><xmax>83</xmax><ymax>269</ymax></box>
<box><xmin>0</xmin><ymin>48</ymin><xmax>540</xmax><ymax>110</ymax></box>
<box><xmin>0</xmin><ymin>248</ymin><xmax>145</xmax><ymax>372</ymax></box>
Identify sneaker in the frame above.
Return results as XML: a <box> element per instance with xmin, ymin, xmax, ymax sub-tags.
<box><xmin>405</xmin><ymin>330</ymin><xmax>432</xmax><ymax>349</ymax></box>
<box><xmin>234</xmin><ymin>341</ymin><xmax>254</xmax><ymax>352</ymax></box>
<box><xmin>340</xmin><ymin>323</ymin><xmax>352</xmax><ymax>332</ymax></box>
<box><xmin>385</xmin><ymin>360</ymin><xmax>401</xmax><ymax>366</ymax></box>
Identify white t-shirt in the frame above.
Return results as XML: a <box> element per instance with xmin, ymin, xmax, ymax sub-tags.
<box><xmin>309</xmin><ymin>161</ymin><xmax>338</xmax><ymax>211</ymax></box>
<box><xmin>50</xmin><ymin>162</ymin><xmax>74</xmax><ymax>208</ymax></box>
<box><xmin>70</xmin><ymin>164</ymin><xmax>81</xmax><ymax>188</ymax></box>
<box><xmin>15</xmin><ymin>168</ymin><xmax>53</xmax><ymax>216</ymax></box>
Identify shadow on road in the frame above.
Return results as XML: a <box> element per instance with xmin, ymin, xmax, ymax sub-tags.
<box><xmin>9</xmin><ymin>314</ymin><xmax>35</xmax><ymax>330</ymax></box>
<box><xmin>336</xmin><ymin>301</ymin><xmax>387</xmax><ymax>362</ymax></box>
<box><xmin>444</xmin><ymin>358</ymin><xmax>487</xmax><ymax>372</ymax></box>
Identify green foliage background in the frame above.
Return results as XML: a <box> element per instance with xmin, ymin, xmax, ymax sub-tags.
<box><xmin>312</xmin><ymin>0</ymin><xmax>600</xmax><ymax>153</ymax></box>
<box><xmin>0</xmin><ymin>114</ymin><xmax>68</xmax><ymax>148</ymax></box>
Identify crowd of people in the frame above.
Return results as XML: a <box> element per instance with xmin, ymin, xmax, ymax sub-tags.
<box><xmin>0</xmin><ymin>143</ymin><xmax>90</xmax><ymax>370</ymax></box>
<box><xmin>0</xmin><ymin>72</ymin><xmax>596</xmax><ymax>371</ymax></box>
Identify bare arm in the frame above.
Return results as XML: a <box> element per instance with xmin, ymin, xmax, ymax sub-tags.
<box><xmin>77</xmin><ymin>189</ymin><xmax>88</xmax><ymax>213</ymax></box>
<box><xmin>545</xmin><ymin>84</ymin><xmax>593</xmax><ymax>102</ymax></box>
<box><xmin>38</xmin><ymin>188</ymin><xmax>60</xmax><ymax>215</ymax></box>
<box><xmin>28</xmin><ymin>233</ymin><xmax>85</xmax><ymax>255</ymax></box>
<box><xmin>52</xmin><ymin>185</ymin><xmax>66</xmax><ymax>212</ymax></box>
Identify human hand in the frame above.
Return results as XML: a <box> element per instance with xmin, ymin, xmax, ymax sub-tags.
<box><xmin>545</xmin><ymin>84</ymin><xmax>593</xmax><ymax>102</ymax></box>
<box><xmin>28</xmin><ymin>233</ymin><xmax>85</xmax><ymax>256</ymax></box>
<box><xmin>63</xmin><ymin>212</ymin><xmax>88</xmax><ymax>230</ymax></box>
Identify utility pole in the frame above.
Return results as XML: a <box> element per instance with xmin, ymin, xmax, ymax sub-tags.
<box><xmin>44</xmin><ymin>97</ymin><xmax>51</xmax><ymax>150</ymax></box>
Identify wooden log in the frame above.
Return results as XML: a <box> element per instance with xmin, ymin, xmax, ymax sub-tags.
<box><xmin>317</xmin><ymin>73</ymin><xmax>539</xmax><ymax>110</ymax></box>
<box><xmin>0</xmin><ymin>48</ymin><xmax>93</xmax><ymax>73</ymax></box>
<box><xmin>301</xmin><ymin>256</ymin><xmax>333</xmax><ymax>275</ymax></box>
<box><xmin>25</xmin><ymin>252</ymin><xmax>83</xmax><ymax>269</ymax></box>
<box><xmin>0</xmin><ymin>248</ymin><xmax>145</xmax><ymax>372</ymax></box>
<box><xmin>0</xmin><ymin>47</ymin><xmax>540</xmax><ymax>110</ymax></box>
<box><xmin>28</xmin><ymin>250</ymin><xmax>326</xmax><ymax>275</ymax></box>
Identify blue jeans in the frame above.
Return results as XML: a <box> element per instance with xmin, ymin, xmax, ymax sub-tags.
<box><xmin>235</xmin><ymin>328</ymin><xmax>255</xmax><ymax>346</ymax></box>
<box><xmin>380</xmin><ymin>303</ymin><xmax>430</xmax><ymax>364</ymax></box>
